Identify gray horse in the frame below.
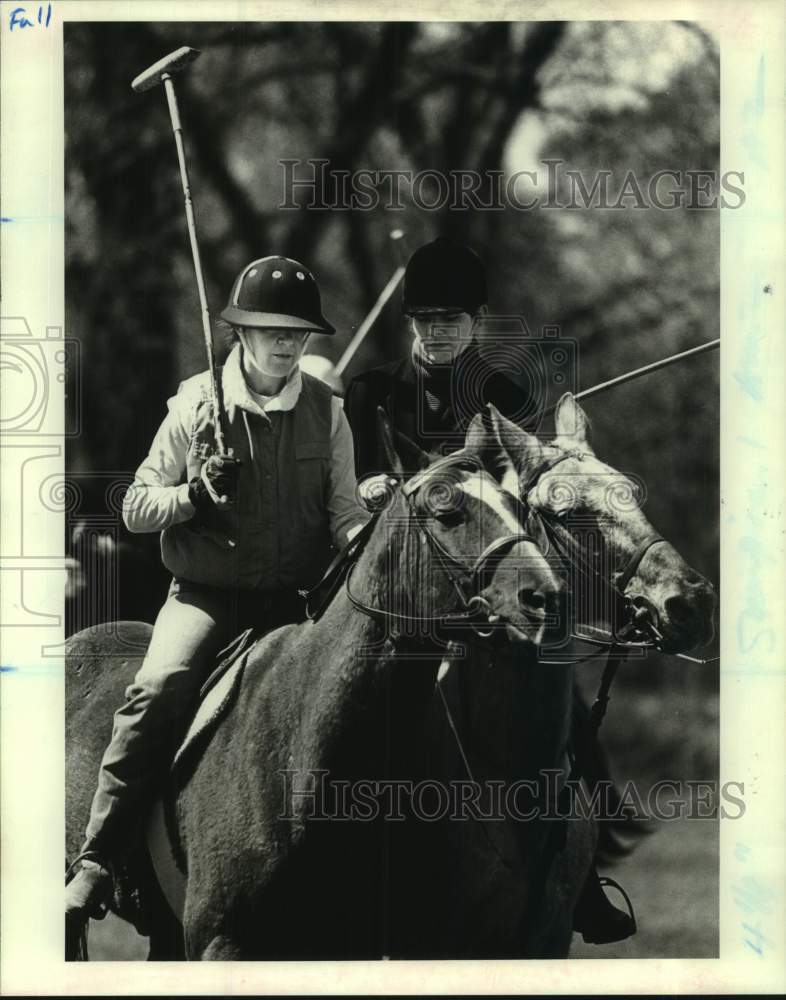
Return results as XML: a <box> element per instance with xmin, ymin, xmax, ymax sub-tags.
<box><xmin>377</xmin><ymin>394</ymin><xmax>716</xmax><ymax>958</ymax></box>
<box><xmin>423</xmin><ymin>394</ymin><xmax>716</xmax><ymax>956</ymax></box>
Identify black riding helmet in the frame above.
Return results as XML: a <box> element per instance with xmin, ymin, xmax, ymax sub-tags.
<box><xmin>221</xmin><ymin>256</ymin><xmax>335</xmax><ymax>334</ymax></box>
<box><xmin>402</xmin><ymin>238</ymin><xmax>488</xmax><ymax>317</ymax></box>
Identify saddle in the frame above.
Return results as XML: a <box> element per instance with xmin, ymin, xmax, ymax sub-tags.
<box><xmin>142</xmin><ymin>529</ymin><xmax>381</xmax><ymax>923</ymax></box>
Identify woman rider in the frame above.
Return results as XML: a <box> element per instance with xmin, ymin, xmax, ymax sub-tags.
<box><xmin>66</xmin><ymin>256</ymin><xmax>369</xmax><ymax>934</ymax></box>
<box><xmin>345</xmin><ymin>238</ymin><xmax>636</xmax><ymax>945</ymax></box>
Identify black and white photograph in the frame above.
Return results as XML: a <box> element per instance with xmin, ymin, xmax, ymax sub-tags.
<box><xmin>1</xmin><ymin>0</ymin><xmax>784</xmax><ymax>993</ymax></box>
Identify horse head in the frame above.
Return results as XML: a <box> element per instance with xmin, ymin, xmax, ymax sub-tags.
<box><xmin>362</xmin><ymin>409</ymin><xmax>564</xmax><ymax>646</ymax></box>
<box><xmin>474</xmin><ymin>396</ymin><xmax>716</xmax><ymax>655</ymax></box>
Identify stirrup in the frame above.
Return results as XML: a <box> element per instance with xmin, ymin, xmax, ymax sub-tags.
<box><xmin>598</xmin><ymin>875</ymin><xmax>637</xmax><ymax>930</ymax></box>
<box><xmin>579</xmin><ymin>875</ymin><xmax>637</xmax><ymax>945</ymax></box>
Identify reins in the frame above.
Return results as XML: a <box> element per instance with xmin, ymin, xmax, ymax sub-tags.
<box><xmin>524</xmin><ymin>451</ymin><xmax>666</xmax><ymax>648</ymax></box>
<box><xmin>308</xmin><ymin>456</ymin><xmax>538</xmax><ymax>639</ymax></box>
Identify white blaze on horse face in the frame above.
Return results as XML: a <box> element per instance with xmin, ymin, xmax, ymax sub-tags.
<box><xmin>532</xmin><ymin>454</ymin><xmax>646</xmax><ymax>563</ymax></box>
<box><xmin>498</xmin><ymin>463</ymin><xmax>521</xmax><ymax>499</ymax></box>
<box><xmin>459</xmin><ymin>471</ymin><xmax>523</xmax><ymax>535</ymax></box>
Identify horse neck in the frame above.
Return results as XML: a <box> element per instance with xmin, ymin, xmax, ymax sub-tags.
<box><xmin>439</xmin><ymin>640</ymin><xmax>573</xmax><ymax>784</ymax></box>
<box><xmin>304</xmin><ymin>499</ymin><xmax>448</xmax><ymax>770</ymax></box>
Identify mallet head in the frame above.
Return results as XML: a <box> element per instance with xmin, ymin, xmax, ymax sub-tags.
<box><xmin>131</xmin><ymin>46</ymin><xmax>201</xmax><ymax>92</ymax></box>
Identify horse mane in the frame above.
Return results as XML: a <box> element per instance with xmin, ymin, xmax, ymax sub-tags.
<box><xmin>361</xmin><ymin>484</ymin><xmax>453</xmax><ymax>624</ymax></box>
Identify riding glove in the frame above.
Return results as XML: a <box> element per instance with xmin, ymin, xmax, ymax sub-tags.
<box><xmin>188</xmin><ymin>453</ymin><xmax>242</xmax><ymax>513</ymax></box>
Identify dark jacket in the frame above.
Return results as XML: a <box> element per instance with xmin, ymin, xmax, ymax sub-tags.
<box><xmin>344</xmin><ymin>341</ymin><xmax>537</xmax><ymax>476</ymax></box>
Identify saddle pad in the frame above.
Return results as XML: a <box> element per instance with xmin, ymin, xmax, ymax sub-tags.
<box><xmin>146</xmin><ymin>628</ymin><xmax>260</xmax><ymax>921</ymax></box>
<box><xmin>147</xmin><ymin>797</ymin><xmax>186</xmax><ymax>922</ymax></box>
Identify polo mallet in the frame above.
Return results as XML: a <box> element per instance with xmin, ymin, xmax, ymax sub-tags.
<box><xmin>131</xmin><ymin>46</ymin><xmax>228</xmax><ymax>456</ymax></box>
<box><xmin>333</xmin><ymin>229</ymin><xmax>409</xmax><ymax>378</ymax></box>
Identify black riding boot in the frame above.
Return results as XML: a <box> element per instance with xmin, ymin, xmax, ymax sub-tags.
<box><xmin>573</xmin><ymin>866</ymin><xmax>636</xmax><ymax>944</ymax></box>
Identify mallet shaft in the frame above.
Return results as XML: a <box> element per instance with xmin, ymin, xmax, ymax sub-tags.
<box><xmin>333</xmin><ymin>266</ymin><xmax>405</xmax><ymax>377</ymax></box>
<box><xmin>161</xmin><ymin>74</ymin><xmax>227</xmax><ymax>455</ymax></box>
<box><xmin>574</xmin><ymin>338</ymin><xmax>720</xmax><ymax>404</ymax></box>
<box><xmin>333</xmin><ymin>230</ymin><xmax>408</xmax><ymax>378</ymax></box>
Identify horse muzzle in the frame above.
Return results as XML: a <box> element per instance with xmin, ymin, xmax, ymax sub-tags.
<box><xmin>479</xmin><ymin>576</ymin><xmax>567</xmax><ymax>647</ymax></box>
<box><xmin>626</xmin><ymin>578</ymin><xmax>717</xmax><ymax>654</ymax></box>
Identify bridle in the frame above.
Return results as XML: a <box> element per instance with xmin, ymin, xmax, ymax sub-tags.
<box><xmin>344</xmin><ymin>454</ymin><xmax>537</xmax><ymax>640</ymax></box>
<box><xmin>522</xmin><ymin>450</ymin><xmax>666</xmax><ymax>648</ymax></box>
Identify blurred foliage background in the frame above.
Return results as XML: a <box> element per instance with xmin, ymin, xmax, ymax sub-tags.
<box><xmin>65</xmin><ymin>17</ymin><xmax>720</xmax><ymax>656</ymax></box>
<box><xmin>65</xmin><ymin>19</ymin><xmax>721</xmax><ymax>959</ymax></box>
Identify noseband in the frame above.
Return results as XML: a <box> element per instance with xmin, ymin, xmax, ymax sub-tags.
<box><xmin>346</xmin><ymin>456</ymin><xmax>536</xmax><ymax>639</ymax></box>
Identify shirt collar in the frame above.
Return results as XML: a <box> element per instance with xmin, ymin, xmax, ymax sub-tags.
<box><xmin>222</xmin><ymin>342</ymin><xmax>303</xmax><ymax>420</ymax></box>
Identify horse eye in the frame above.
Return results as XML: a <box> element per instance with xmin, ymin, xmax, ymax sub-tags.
<box><xmin>422</xmin><ymin>486</ymin><xmax>464</xmax><ymax>520</ymax></box>
<box><xmin>428</xmin><ymin>497</ymin><xmax>462</xmax><ymax>519</ymax></box>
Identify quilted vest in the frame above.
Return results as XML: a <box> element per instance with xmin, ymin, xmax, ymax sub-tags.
<box><xmin>161</xmin><ymin>371</ymin><xmax>334</xmax><ymax>591</ymax></box>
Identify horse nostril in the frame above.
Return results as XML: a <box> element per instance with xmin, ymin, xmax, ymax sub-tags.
<box><xmin>697</xmin><ymin>584</ymin><xmax>717</xmax><ymax>613</ymax></box>
<box><xmin>664</xmin><ymin>594</ymin><xmax>695</xmax><ymax>626</ymax></box>
<box><xmin>519</xmin><ymin>588</ymin><xmax>546</xmax><ymax>613</ymax></box>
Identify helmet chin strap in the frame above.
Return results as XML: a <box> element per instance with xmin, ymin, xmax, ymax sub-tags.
<box><xmin>237</xmin><ymin>328</ymin><xmax>308</xmax><ymax>383</ymax></box>
<box><xmin>237</xmin><ymin>330</ymin><xmax>267</xmax><ymax>378</ymax></box>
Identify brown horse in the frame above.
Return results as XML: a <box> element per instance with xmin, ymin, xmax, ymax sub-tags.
<box><xmin>66</xmin><ymin>399</ymin><xmax>716</xmax><ymax>959</ymax></box>
<box><xmin>66</xmin><ymin>415</ymin><xmax>569</xmax><ymax>959</ymax></box>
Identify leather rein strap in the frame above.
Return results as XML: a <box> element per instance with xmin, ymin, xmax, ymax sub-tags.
<box><xmin>524</xmin><ymin>451</ymin><xmax>665</xmax><ymax>636</ymax></box>
<box><xmin>304</xmin><ymin>459</ymin><xmax>534</xmax><ymax>636</ymax></box>
<box><xmin>522</xmin><ymin>450</ymin><xmax>666</xmax><ymax>773</ymax></box>
<box><xmin>300</xmin><ymin>512</ymin><xmax>380</xmax><ymax>622</ymax></box>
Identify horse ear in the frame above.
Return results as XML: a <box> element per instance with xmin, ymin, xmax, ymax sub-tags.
<box><xmin>485</xmin><ymin>405</ymin><xmax>543</xmax><ymax>490</ymax></box>
<box><xmin>464</xmin><ymin>408</ymin><xmax>519</xmax><ymax>496</ymax></box>
<box><xmin>376</xmin><ymin>407</ymin><xmax>403</xmax><ymax>475</ymax></box>
<box><xmin>554</xmin><ymin>392</ymin><xmax>591</xmax><ymax>446</ymax></box>
<box><xmin>394</xmin><ymin>430</ymin><xmax>432</xmax><ymax>473</ymax></box>
<box><xmin>376</xmin><ymin>409</ymin><xmax>431</xmax><ymax>475</ymax></box>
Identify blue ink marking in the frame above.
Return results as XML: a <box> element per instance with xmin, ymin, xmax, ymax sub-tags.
<box><xmin>742</xmin><ymin>922</ymin><xmax>775</xmax><ymax>956</ymax></box>
<box><xmin>0</xmin><ymin>664</ymin><xmax>61</xmax><ymax>678</ymax></box>
<box><xmin>754</xmin><ymin>55</ymin><xmax>765</xmax><ymax>116</ymax></box>
<box><xmin>733</xmin><ymin>474</ymin><xmax>779</xmax><ymax>668</ymax></box>
<box><xmin>741</xmin><ymin>55</ymin><xmax>767</xmax><ymax>170</ymax></box>
<box><xmin>0</xmin><ymin>214</ymin><xmax>64</xmax><ymax>223</ymax></box>
<box><xmin>9</xmin><ymin>4</ymin><xmax>50</xmax><ymax>30</ymax></box>
<box><xmin>732</xmin><ymin>843</ymin><xmax>778</xmax><ymax>957</ymax></box>
<box><xmin>733</xmin><ymin>267</ymin><xmax>770</xmax><ymax>402</ymax></box>
<box><xmin>734</xmin><ymin>842</ymin><xmax>751</xmax><ymax>862</ymax></box>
